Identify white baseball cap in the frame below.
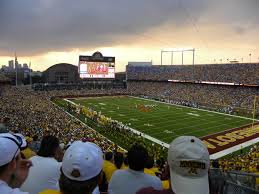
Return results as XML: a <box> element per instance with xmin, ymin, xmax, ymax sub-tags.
<box><xmin>168</xmin><ymin>136</ymin><xmax>210</xmax><ymax>194</ymax></box>
<box><xmin>62</xmin><ymin>141</ymin><xmax>104</xmax><ymax>181</ymax></box>
<box><xmin>0</xmin><ymin>133</ymin><xmax>22</xmax><ymax>166</ymax></box>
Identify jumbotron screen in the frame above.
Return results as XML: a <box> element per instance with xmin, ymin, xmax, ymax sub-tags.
<box><xmin>79</xmin><ymin>52</ymin><xmax>115</xmax><ymax>78</ymax></box>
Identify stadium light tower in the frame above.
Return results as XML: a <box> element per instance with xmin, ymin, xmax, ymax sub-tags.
<box><xmin>161</xmin><ymin>48</ymin><xmax>195</xmax><ymax>66</ymax></box>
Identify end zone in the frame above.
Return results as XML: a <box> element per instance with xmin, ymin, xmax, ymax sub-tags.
<box><xmin>202</xmin><ymin>123</ymin><xmax>259</xmax><ymax>159</ymax></box>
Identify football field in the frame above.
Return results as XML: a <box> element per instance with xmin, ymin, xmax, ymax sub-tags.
<box><xmin>71</xmin><ymin>96</ymin><xmax>253</xmax><ymax>144</ymax></box>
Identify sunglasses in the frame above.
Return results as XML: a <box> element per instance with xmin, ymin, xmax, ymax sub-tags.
<box><xmin>1</xmin><ymin>135</ymin><xmax>23</xmax><ymax>161</ymax></box>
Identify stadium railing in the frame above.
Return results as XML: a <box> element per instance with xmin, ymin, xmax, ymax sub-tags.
<box><xmin>209</xmin><ymin>169</ymin><xmax>259</xmax><ymax>194</ymax></box>
<box><xmin>224</xmin><ymin>171</ymin><xmax>259</xmax><ymax>190</ymax></box>
<box><xmin>223</xmin><ymin>181</ymin><xmax>259</xmax><ymax>194</ymax></box>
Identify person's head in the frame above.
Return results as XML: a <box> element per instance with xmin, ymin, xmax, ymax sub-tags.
<box><xmin>211</xmin><ymin>160</ymin><xmax>219</xmax><ymax>168</ymax></box>
<box><xmin>128</xmin><ymin>144</ymin><xmax>148</xmax><ymax>171</ymax></box>
<box><xmin>37</xmin><ymin>135</ymin><xmax>61</xmax><ymax>159</ymax></box>
<box><xmin>32</xmin><ymin>134</ymin><xmax>38</xmax><ymax>141</ymax></box>
<box><xmin>145</xmin><ymin>155</ymin><xmax>154</xmax><ymax>169</ymax></box>
<box><xmin>104</xmin><ymin>152</ymin><xmax>113</xmax><ymax>161</ymax></box>
<box><xmin>0</xmin><ymin>133</ymin><xmax>22</xmax><ymax>179</ymax></box>
<box><xmin>114</xmin><ymin>152</ymin><xmax>124</xmax><ymax>169</ymax></box>
<box><xmin>3</xmin><ymin>117</ymin><xmax>10</xmax><ymax>126</ymax></box>
<box><xmin>168</xmin><ymin>136</ymin><xmax>210</xmax><ymax>194</ymax></box>
<box><xmin>59</xmin><ymin>141</ymin><xmax>104</xmax><ymax>194</ymax></box>
<box><xmin>123</xmin><ymin>155</ymin><xmax>128</xmax><ymax>166</ymax></box>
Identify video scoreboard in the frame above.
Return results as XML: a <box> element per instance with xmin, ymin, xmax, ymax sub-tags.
<box><xmin>79</xmin><ymin>52</ymin><xmax>115</xmax><ymax>79</ymax></box>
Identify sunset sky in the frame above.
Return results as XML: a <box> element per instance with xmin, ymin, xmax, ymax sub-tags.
<box><xmin>1</xmin><ymin>0</ymin><xmax>259</xmax><ymax>72</ymax></box>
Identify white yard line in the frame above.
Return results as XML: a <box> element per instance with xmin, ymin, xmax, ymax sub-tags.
<box><xmin>64</xmin><ymin>98</ymin><xmax>258</xmax><ymax>158</ymax></box>
<box><xmin>130</xmin><ymin>96</ymin><xmax>258</xmax><ymax>121</ymax></box>
<box><xmin>159</xmin><ymin>120</ymin><xmax>247</xmax><ymax>142</ymax></box>
<box><xmin>64</xmin><ymin>99</ymin><xmax>170</xmax><ymax>148</ymax></box>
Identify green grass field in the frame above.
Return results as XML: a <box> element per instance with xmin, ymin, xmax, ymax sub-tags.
<box><xmin>70</xmin><ymin>96</ymin><xmax>252</xmax><ymax>144</ymax></box>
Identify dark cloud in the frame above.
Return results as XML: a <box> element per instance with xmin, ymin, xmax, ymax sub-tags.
<box><xmin>207</xmin><ymin>0</ymin><xmax>259</xmax><ymax>34</ymax></box>
<box><xmin>0</xmin><ymin>0</ymin><xmax>258</xmax><ymax>56</ymax></box>
<box><xmin>0</xmin><ymin>0</ymin><xmax>208</xmax><ymax>55</ymax></box>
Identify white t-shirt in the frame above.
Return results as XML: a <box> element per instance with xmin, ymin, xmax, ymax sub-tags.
<box><xmin>93</xmin><ymin>186</ymin><xmax>100</xmax><ymax>194</ymax></box>
<box><xmin>21</xmin><ymin>156</ymin><xmax>61</xmax><ymax>194</ymax></box>
<box><xmin>0</xmin><ymin>180</ymin><xmax>28</xmax><ymax>194</ymax></box>
<box><xmin>108</xmin><ymin>169</ymin><xmax>162</xmax><ymax>194</ymax></box>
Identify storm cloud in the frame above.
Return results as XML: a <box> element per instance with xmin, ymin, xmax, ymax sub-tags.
<box><xmin>0</xmin><ymin>0</ymin><xmax>258</xmax><ymax>56</ymax></box>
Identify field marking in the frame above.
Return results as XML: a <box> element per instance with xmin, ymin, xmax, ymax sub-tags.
<box><xmin>73</xmin><ymin>97</ymin><xmax>251</xmax><ymax>141</ymax></box>
<box><xmin>159</xmin><ymin>119</ymin><xmax>246</xmax><ymax>142</ymax></box>
<box><xmin>144</xmin><ymin>123</ymin><xmax>154</xmax><ymax>127</ymax></box>
<box><xmin>64</xmin><ymin>98</ymin><xmax>258</xmax><ymax>158</ymax></box>
<box><xmin>210</xmin><ymin>137</ymin><xmax>259</xmax><ymax>159</ymax></box>
<box><xmin>147</xmin><ymin>118</ymin><xmax>245</xmax><ymax>139</ymax></box>
<box><xmin>73</xmin><ymin>97</ymin><xmax>252</xmax><ymax>141</ymax></box>
<box><xmin>89</xmin><ymin>97</ymin><xmax>251</xmax><ymax>126</ymax></box>
<box><xmin>99</xmin><ymin>105</ymin><xmax>227</xmax><ymax>124</ymax></box>
<box><xmin>64</xmin><ymin>99</ymin><xmax>170</xmax><ymax>148</ymax></box>
<box><xmin>199</xmin><ymin>122</ymin><xmax>254</xmax><ymax>139</ymax></box>
<box><xmin>187</xmin><ymin>113</ymin><xmax>200</xmax><ymax>117</ymax></box>
<box><xmin>136</xmin><ymin>114</ymin><xmax>242</xmax><ymax>134</ymax></box>
<box><xmin>130</xmin><ymin>118</ymin><xmax>138</xmax><ymax>121</ymax></box>
<box><xmin>76</xmin><ymin>97</ymin><xmax>243</xmax><ymax>126</ymax></box>
<box><xmin>130</xmin><ymin>96</ymin><xmax>258</xmax><ymax>121</ymax></box>
<box><xmin>164</xmin><ymin>130</ymin><xmax>174</xmax><ymax>134</ymax></box>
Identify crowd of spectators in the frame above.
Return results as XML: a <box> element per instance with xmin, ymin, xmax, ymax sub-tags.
<box><xmin>0</xmin><ymin>87</ymin><xmax>128</xmax><ymax>153</ymax></box>
<box><xmin>219</xmin><ymin>145</ymin><xmax>259</xmax><ymax>173</ymax></box>
<box><xmin>1</xmin><ymin>128</ymin><xmax>212</xmax><ymax>194</ymax></box>
<box><xmin>128</xmin><ymin>81</ymin><xmax>259</xmax><ymax>115</ymax></box>
<box><xmin>0</xmin><ymin>82</ymin><xmax>258</xmax><ymax>193</ymax></box>
<box><xmin>126</xmin><ymin>63</ymin><xmax>259</xmax><ymax>85</ymax></box>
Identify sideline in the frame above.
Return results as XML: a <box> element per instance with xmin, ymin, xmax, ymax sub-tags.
<box><xmin>64</xmin><ymin>98</ymin><xmax>170</xmax><ymax>148</ymax></box>
<box><xmin>52</xmin><ymin>100</ymin><xmax>126</xmax><ymax>151</ymax></box>
<box><xmin>63</xmin><ymin>98</ymin><xmax>258</xmax><ymax>159</ymax></box>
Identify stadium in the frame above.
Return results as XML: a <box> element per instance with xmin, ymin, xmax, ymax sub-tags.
<box><xmin>2</xmin><ymin>0</ymin><xmax>259</xmax><ymax>193</ymax></box>
<box><xmin>1</xmin><ymin>50</ymin><xmax>259</xmax><ymax>193</ymax></box>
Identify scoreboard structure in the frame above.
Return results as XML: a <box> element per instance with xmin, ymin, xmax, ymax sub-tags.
<box><xmin>79</xmin><ymin>52</ymin><xmax>115</xmax><ymax>79</ymax></box>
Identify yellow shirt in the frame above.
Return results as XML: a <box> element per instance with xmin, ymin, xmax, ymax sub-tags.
<box><xmin>103</xmin><ymin>160</ymin><xmax>117</xmax><ymax>182</ymax></box>
<box><xmin>162</xmin><ymin>180</ymin><xmax>170</xmax><ymax>189</ymax></box>
<box><xmin>22</xmin><ymin>148</ymin><xmax>36</xmax><ymax>159</ymax></box>
<box><xmin>144</xmin><ymin>168</ymin><xmax>156</xmax><ymax>176</ymax></box>
<box><xmin>255</xmin><ymin>172</ymin><xmax>259</xmax><ymax>186</ymax></box>
<box><xmin>121</xmin><ymin>163</ymin><xmax>128</xmax><ymax>169</ymax></box>
<box><xmin>39</xmin><ymin>190</ymin><xmax>61</xmax><ymax>194</ymax></box>
<box><xmin>152</xmin><ymin>167</ymin><xmax>161</xmax><ymax>174</ymax></box>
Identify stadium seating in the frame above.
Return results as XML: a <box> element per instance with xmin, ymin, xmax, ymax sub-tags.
<box><xmin>127</xmin><ymin>63</ymin><xmax>259</xmax><ymax>84</ymax></box>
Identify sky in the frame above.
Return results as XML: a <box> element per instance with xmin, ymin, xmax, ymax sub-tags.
<box><xmin>0</xmin><ymin>0</ymin><xmax>259</xmax><ymax>72</ymax></box>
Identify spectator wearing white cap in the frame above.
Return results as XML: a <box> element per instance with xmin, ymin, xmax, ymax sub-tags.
<box><xmin>39</xmin><ymin>141</ymin><xmax>104</xmax><ymax>194</ymax></box>
<box><xmin>137</xmin><ymin>136</ymin><xmax>210</xmax><ymax>194</ymax></box>
<box><xmin>21</xmin><ymin>135</ymin><xmax>62</xmax><ymax>194</ymax></box>
<box><xmin>167</xmin><ymin>136</ymin><xmax>210</xmax><ymax>194</ymax></box>
<box><xmin>108</xmin><ymin>144</ymin><xmax>162</xmax><ymax>194</ymax></box>
<box><xmin>0</xmin><ymin>133</ymin><xmax>32</xmax><ymax>194</ymax></box>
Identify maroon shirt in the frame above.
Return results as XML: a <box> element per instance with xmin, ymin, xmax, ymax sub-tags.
<box><xmin>136</xmin><ymin>187</ymin><xmax>175</xmax><ymax>194</ymax></box>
